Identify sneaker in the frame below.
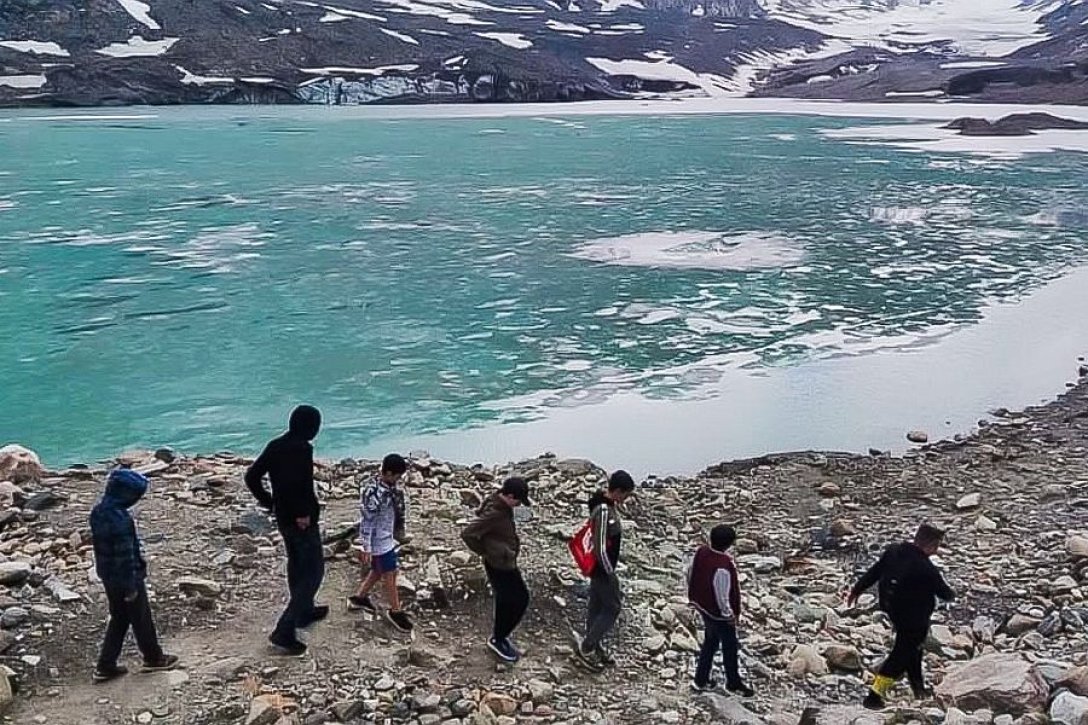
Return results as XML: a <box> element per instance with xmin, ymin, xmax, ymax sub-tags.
<box><xmin>690</xmin><ymin>679</ymin><xmax>718</xmax><ymax>693</ymax></box>
<box><xmin>92</xmin><ymin>664</ymin><xmax>128</xmax><ymax>683</ymax></box>
<box><xmin>503</xmin><ymin>637</ymin><xmax>522</xmax><ymax>659</ymax></box>
<box><xmin>300</xmin><ymin>605</ymin><xmax>330</xmax><ymax>627</ymax></box>
<box><xmin>268</xmin><ymin>635</ymin><xmax>307</xmax><ymax>657</ymax></box>
<box><xmin>910</xmin><ymin>683</ymin><xmax>933</xmax><ymax>700</ymax></box>
<box><xmin>862</xmin><ymin>691</ymin><xmax>885</xmax><ymax>711</ymax></box>
<box><xmin>386</xmin><ymin>609</ymin><xmax>413</xmax><ymax>633</ymax></box>
<box><xmin>595</xmin><ymin>647</ymin><xmax>616</xmax><ymax>666</ymax></box>
<box><xmin>141</xmin><ymin>654</ymin><xmax>179</xmax><ymax>672</ymax></box>
<box><xmin>347</xmin><ymin>595</ymin><xmax>378</xmax><ymax>614</ymax></box>
<box><xmin>487</xmin><ymin>637</ymin><xmax>519</xmax><ymax>663</ymax></box>
<box><xmin>572</xmin><ymin>636</ymin><xmax>603</xmax><ymax>671</ymax></box>
<box><xmin>727</xmin><ymin>682</ymin><xmax>755</xmax><ymax>697</ymax></box>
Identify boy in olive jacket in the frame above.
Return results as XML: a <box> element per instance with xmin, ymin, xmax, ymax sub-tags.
<box><xmin>461</xmin><ymin>477</ymin><xmax>531</xmax><ymax>663</ymax></box>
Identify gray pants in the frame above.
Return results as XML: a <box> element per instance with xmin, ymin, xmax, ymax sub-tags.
<box><xmin>584</xmin><ymin>572</ymin><xmax>623</xmax><ymax>650</ymax></box>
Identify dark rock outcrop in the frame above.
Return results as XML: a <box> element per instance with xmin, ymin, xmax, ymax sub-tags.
<box><xmin>944</xmin><ymin>112</ymin><xmax>1088</xmax><ymax>136</ymax></box>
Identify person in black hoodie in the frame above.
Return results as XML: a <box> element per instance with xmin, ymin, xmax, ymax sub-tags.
<box><xmin>574</xmin><ymin>470</ymin><xmax>636</xmax><ymax>670</ymax></box>
<box><xmin>245</xmin><ymin>405</ymin><xmax>325</xmax><ymax>655</ymax></box>
<box><xmin>461</xmin><ymin>477</ymin><xmax>532</xmax><ymax>663</ymax></box>
<box><xmin>847</xmin><ymin>523</ymin><xmax>955</xmax><ymax>710</ymax></box>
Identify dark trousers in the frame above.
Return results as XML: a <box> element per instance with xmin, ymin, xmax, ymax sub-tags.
<box><xmin>877</xmin><ymin>622</ymin><xmax>927</xmax><ymax>689</ymax></box>
<box><xmin>97</xmin><ymin>582</ymin><xmax>164</xmax><ymax>668</ymax></box>
<box><xmin>272</xmin><ymin>523</ymin><xmax>325</xmax><ymax>641</ymax></box>
<box><xmin>694</xmin><ymin>613</ymin><xmax>742</xmax><ymax>688</ymax></box>
<box><xmin>484</xmin><ymin>563</ymin><xmax>529</xmax><ymax>641</ymax></box>
<box><xmin>583</xmin><ymin>572</ymin><xmax>622</xmax><ymax>651</ymax></box>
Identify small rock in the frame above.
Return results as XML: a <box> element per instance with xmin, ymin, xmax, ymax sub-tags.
<box><xmin>246</xmin><ymin>695</ymin><xmax>281</xmax><ymax>725</ymax></box>
<box><xmin>177</xmin><ymin>577</ymin><xmax>222</xmax><ymax>598</ymax></box>
<box><xmin>787</xmin><ymin>644</ymin><xmax>828</xmax><ymax>677</ymax></box>
<box><xmin>0</xmin><ymin>445</ymin><xmax>43</xmax><ymax>485</ymax></box>
<box><xmin>935</xmin><ymin>653</ymin><xmax>1047</xmax><ymax>716</ymax></box>
<box><xmin>817</xmin><ymin>482</ymin><xmax>841</xmax><ymax>498</ymax></box>
<box><xmin>956</xmin><ymin>493</ymin><xmax>981</xmax><ymax>510</ymax></box>
<box><xmin>1068</xmin><ymin>535</ymin><xmax>1088</xmax><ymax>560</ymax></box>
<box><xmin>1003</xmin><ymin>613</ymin><xmax>1041</xmax><ymax>636</ymax></box>
<box><xmin>1</xmin><ymin>607</ymin><xmax>29</xmax><ymax>629</ymax></box>
<box><xmin>822</xmin><ymin>644</ymin><xmax>863</xmax><ymax>672</ymax></box>
<box><xmin>907</xmin><ymin>430</ymin><xmax>929</xmax><ymax>444</ymax></box>
<box><xmin>0</xmin><ymin>562</ymin><xmax>31</xmax><ymax>587</ymax></box>
<box><xmin>1051</xmin><ymin>691</ymin><xmax>1088</xmax><ymax>725</ymax></box>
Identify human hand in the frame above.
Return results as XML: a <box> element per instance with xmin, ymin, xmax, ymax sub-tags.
<box><xmin>296</xmin><ymin>516</ymin><xmax>311</xmax><ymax>530</ymax></box>
<box><xmin>357</xmin><ymin>550</ymin><xmax>371</xmax><ymax>566</ymax></box>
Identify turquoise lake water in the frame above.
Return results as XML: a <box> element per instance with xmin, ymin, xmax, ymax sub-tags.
<box><xmin>2</xmin><ymin>105</ymin><xmax>1088</xmax><ymax>471</ymax></box>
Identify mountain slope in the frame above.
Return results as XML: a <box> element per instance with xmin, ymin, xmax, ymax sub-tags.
<box><xmin>0</xmin><ymin>0</ymin><xmax>1085</xmax><ymax>106</ymax></box>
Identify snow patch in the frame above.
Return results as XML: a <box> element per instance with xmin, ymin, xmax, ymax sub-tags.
<box><xmin>475</xmin><ymin>32</ymin><xmax>533</xmax><ymax>49</ymax></box>
<box><xmin>324</xmin><ymin>5</ymin><xmax>387</xmax><ymax>20</ymax></box>
<box><xmin>381</xmin><ymin>28</ymin><xmax>420</xmax><ymax>44</ymax></box>
<box><xmin>114</xmin><ymin>0</ymin><xmax>161</xmax><ymax>30</ymax></box>
<box><xmin>96</xmin><ymin>36</ymin><xmax>178</xmax><ymax>57</ymax></box>
<box><xmin>319</xmin><ymin>11</ymin><xmax>349</xmax><ymax>21</ymax></box>
<box><xmin>546</xmin><ymin>19</ymin><xmax>590</xmax><ymax>33</ymax></box>
<box><xmin>586</xmin><ymin>57</ymin><xmax>731</xmax><ymax>96</ymax></box>
<box><xmin>301</xmin><ymin>64</ymin><xmax>420</xmax><ymax>75</ymax></box>
<box><xmin>599</xmin><ymin>0</ymin><xmax>643</xmax><ymax>10</ymax></box>
<box><xmin>377</xmin><ymin>0</ymin><xmax>491</xmax><ymax>26</ymax></box>
<box><xmin>884</xmin><ymin>89</ymin><xmax>944</xmax><ymax>97</ymax></box>
<box><xmin>822</xmin><ymin>121</ymin><xmax>1088</xmax><ymax>160</ymax></box>
<box><xmin>939</xmin><ymin>60</ymin><xmax>1008</xmax><ymax>69</ymax></box>
<box><xmin>0</xmin><ymin>74</ymin><xmax>47</xmax><ymax>89</ymax></box>
<box><xmin>0</xmin><ymin>40</ymin><xmax>70</xmax><ymax>56</ymax></box>
<box><xmin>175</xmin><ymin>65</ymin><xmax>234</xmax><ymax>86</ymax></box>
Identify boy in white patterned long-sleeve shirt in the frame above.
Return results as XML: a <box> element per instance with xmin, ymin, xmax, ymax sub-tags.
<box><xmin>348</xmin><ymin>454</ymin><xmax>413</xmax><ymax>632</ymax></box>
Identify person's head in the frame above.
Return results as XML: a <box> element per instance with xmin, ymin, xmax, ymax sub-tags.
<box><xmin>498</xmin><ymin>476</ymin><xmax>531</xmax><ymax>508</ymax></box>
<box><xmin>914</xmin><ymin>523</ymin><xmax>945</xmax><ymax>556</ymax></box>
<box><xmin>104</xmin><ymin>468</ymin><xmax>149</xmax><ymax>509</ymax></box>
<box><xmin>381</xmin><ymin>453</ymin><xmax>408</xmax><ymax>485</ymax></box>
<box><xmin>710</xmin><ymin>524</ymin><xmax>737</xmax><ymax>553</ymax></box>
<box><xmin>606</xmin><ymin>469</ymin><xmax>636</xmax><ymax>503</ymax></box>
<box><xmin>288</xmin><ymin>404</ymin><xmax>322</xmax><ymax>441</ymax></box>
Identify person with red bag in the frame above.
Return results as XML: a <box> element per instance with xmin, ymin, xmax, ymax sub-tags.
<box><xmin>687</xmin><ymin>525</ymin><xmax>754</xmax><ymax>696</ymax></box>
<box><xmin>573</xmin><ymin>470</ymin><xmax>635</xmax><ymax>670</ymax></box>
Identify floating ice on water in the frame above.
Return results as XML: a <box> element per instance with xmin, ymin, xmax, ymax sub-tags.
<box><xmin>568</xmin><ymin>231</ymin><xmax>805</xmax><ymax>271</ymax></box>
<box><xmin>870</xmin><ymin>206</ymin><xmax>927</xmax><ymax>224</ymax></box>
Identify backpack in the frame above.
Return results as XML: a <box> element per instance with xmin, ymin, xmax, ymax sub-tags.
<box><xmin>569</xmin><ymin>519</ymin><xmax>596</xmax><ymax>577</ymax></box>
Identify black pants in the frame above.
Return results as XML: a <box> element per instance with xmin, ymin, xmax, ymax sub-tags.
<box><xmin>484</xmin><ymin>563</ymin><xmax>529</xmax><ymax>641</ymax></box>
<box><xmin>272</xmin><ymin>523</ymin><xmax>325</xmax><ymax>641</ymax></box>
<box><xmin>877</xmin><ymin>622</ymin><xmax>927</xmax><ymax>689</ymax></box>
<box><xmin>583</xmin><ymin>571</ymin><xmax>622</xmax><ymax>651</ymax></box>
<box><xmin>694</xmin><ymin>613</ymin><xmax>742</xmax><ymax>688</ymax></box>
<box><xmin>97</xmin><ymin>582</ymin><xmax>164</xmax><ymax>668</ymax></box>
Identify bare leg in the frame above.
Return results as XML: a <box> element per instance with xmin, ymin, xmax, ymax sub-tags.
<box><xmin>354</xmin><ymin>569</ymin><xmax>382</xmax><ymax>599</ymax></box>
<box><xmin>382</xmin><ymin>572</ymin><xmax>401</xmax><ymax>611</ymax></box>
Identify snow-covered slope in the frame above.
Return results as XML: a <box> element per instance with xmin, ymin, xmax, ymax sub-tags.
<box><xmin>0</xmin><ymin>0</ymin><xmax>1085</xmax><ymax>106</ymax></box>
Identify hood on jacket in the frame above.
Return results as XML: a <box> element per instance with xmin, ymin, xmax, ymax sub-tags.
<box><xmin>588</xmin><ymin>490</ymin><xmax>610</xmax><ymax>512</ymax></box>
<box><xmin>476</xmin><ymin>491</ymin><xmax>512</xmax><ymax>518</ymax></box>
<box><xmin>288</xmin><ymin>404</ymin><xmax>322</xmax><ymax>440</ymax></box>
<box><xmin>104</xmin><ymin>468</ymin><xmax>149</xmax><ymax>508</ymax></box>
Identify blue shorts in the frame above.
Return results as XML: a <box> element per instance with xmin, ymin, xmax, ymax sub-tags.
<box><xmin>371</xmin><ymin>549</ymin><xmax>399</xmax><ymax>574</ymax></box>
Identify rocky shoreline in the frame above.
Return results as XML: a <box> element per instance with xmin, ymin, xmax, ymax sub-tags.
<box><xmin>0</xmin><ymin>358</ymin><xmax>1087</xmax><ymax>724</ymax></box>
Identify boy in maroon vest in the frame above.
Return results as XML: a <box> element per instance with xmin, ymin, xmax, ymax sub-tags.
<box><xmin>687</xmin><ymin>525</ymin><xmax>754</xmax><ymax>696</ymax></box>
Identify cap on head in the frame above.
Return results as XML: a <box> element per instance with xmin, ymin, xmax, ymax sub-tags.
<box><xmin>288</xmin><ymin>405</ymin><xmax>322</xmax><ymax>440</ymax></box>
<box><xmin>608</xmin><ymin>469</ymin><xmax>636</xmax><ymax>494</ymax></box>
<box><xmin>500</xmin><ymin>476</ymin><xmax>531</xmax><ymax>506</ymax></box>
<box><xmin>914</xmin><ymin>523</ymin><xmax>945</xmax><ymax>550</ymax></box>
<box><xmin>382</xmin><ymin>453</ymin><xmax>408</xmax><ymax>475</ymax></box>
<box><xmin>710</xmin><ymin>524</ymin><xmax>737</xmax><ymax>552</ymax></box>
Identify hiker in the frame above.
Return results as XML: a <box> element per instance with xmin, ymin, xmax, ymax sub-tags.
<box><xmin>846</xmin><ymin>523</ymin><xmax>955</xmax><ymax>710</ymax></box>
<box><xmin>574</xmin><ymin>470</ymin><xmax>636</xmax><ymax>669</ymax></box>
<box><xmin>348</xmin><ymin>453</ymin><xmax>413</xmax><ymax>632</ymax></box>
<box><xmin>461</xmin><ymin>476</ymin><xmax>532</xmax><ymax>662</ymax></box>
<box><xmin>245</xmin><ymin>404</ymin><xmax>326</xmax><ymax>655</ymax></box>
<box><xmin>90</xmin><ymin>468</ymin><xmax>178</xmax><ymax>682</ymax></box>
<box><xmin>686</xmin><ymin>524</ymin><xmax>755</xmax><ymax>696</ymax></box>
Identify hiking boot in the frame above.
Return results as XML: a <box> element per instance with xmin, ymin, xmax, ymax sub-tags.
<box><xmin>268</xmin><ymin>635</ymin><xmax>307</xmax><ymax>656</ymax></box>
<box><xmin>862</xmin><ymin>691</ymin><xmax>885</xmax><ymax>710</ymax></box>
<box><xmin>487</xmin><ymin>637</ymin><xmax>519</xmax><ymax>663</ymax></box>
<box><xmin>727</xmin><ymin>682</ymin><xmax>755</xmax><ymax>697</ymax></box>
<box><xmin>690</xmin><ymin>679</ymin><xmax>718</xmax><ymax>693</ymax></box>
<box><xmin>386</xmin><ymin>609</ymin><xmax>413</xmax><ymax>633</ymax></box>
<box><xmin>300</xmin><ymin>605</ymin><xmax>329</xmax><ymax>627</ymax></box>
<box><xmin>92</xmin><ymin>664</ymin><xmax>129</xmax><ymax>683</ymax></box>
<box><xmin>347</xmin><ymin>595</ymin><xmax>378</xmax><ymax>614</ymax></box>
<box><xmin>142</xmin><ymin>654</ymin><xmax>179</xmax><ymax>672</ymax></box>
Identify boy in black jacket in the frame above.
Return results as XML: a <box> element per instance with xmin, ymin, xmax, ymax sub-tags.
<box><xmin>847</xmin><ymin>523</ymin><xmax>954</xmax><ymax>710</ymax></box>
<box><xmin>245</xmin><ymin>404</ymin><xmax>325</xmax><ymax>655</ymax></box>
<box><xmin>90</xmin><ymin>468</ymin><xmax>178</xmax><ymax>682</ymax></box>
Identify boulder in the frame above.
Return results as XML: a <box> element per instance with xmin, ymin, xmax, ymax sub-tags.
<box><xmin>0</xmin><ymin>482</ymin><xmax>23</xmax><ymax>508</ymax></box>
<box><xmin>798</xmin><ymin>705</ymin><xmax>886</xmax><ymax>725</ymax></box>
<box><xmin>0</xmin><ymin>562</ymin><xmax>31</xmax><ymax>586</ymax></box>
<box><xmin>696</xmin><ymin>693</ymin><xmax>766</xmax><ymax>724</ymax></box>
<box><xmin>1051</xmin><ymin>692</ymin><xmax>1088</xmax><ymax>725</ymax></box>
<box><xmin>787</xmin><ymin>644</ymin><xmax>828</xmax><ymax>677</ymax></box>
<box><xmin>934</xmin><ymin>653</ymin><xmax>1047</xmax><ymax>715</ymax></box>
<box><xmin>0</xmin><ymin>445</ymin><xmax>43</xmax><ymax>485</ymax></box>
<box><xmin>1058</xmin><ymin>666</ymin><xmax>1088</xmax><ymax>697</ymax></box>
<box><xmin>822</xmin><ymin>644</ymin><xmax>863</xmax><ymax>672</ymax></box>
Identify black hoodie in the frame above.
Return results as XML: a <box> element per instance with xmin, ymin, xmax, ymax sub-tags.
<box><xmin>245</xmin><ymin>405</ymin><xmax>322</xmax><ymax>529</ymax></box>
